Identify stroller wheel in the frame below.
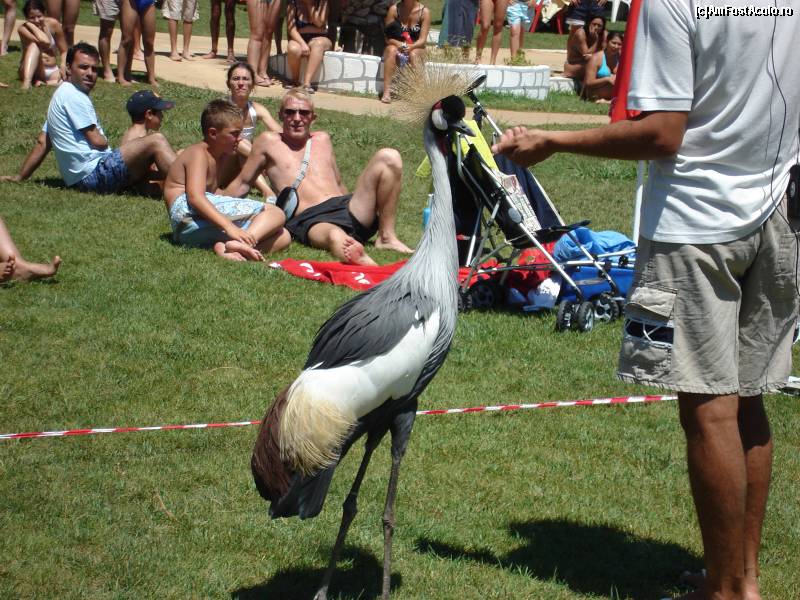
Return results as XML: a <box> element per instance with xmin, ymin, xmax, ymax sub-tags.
<box><xmin>467</xmin><ymin>280</ymin><xmax>502</xmax><ymax>310</ymax></box>
<box><xmin>573</xmin><ymin>301</ymin><xmax>595</xmax><ymax>332</ymax></box>
<box><xmin>593</xmin><ymin>293</ymin><xmax>620</xmax><ymax>322</ymax></box>
<box><xmin>555</xmin><ymin>300</ymin><xmax>574</xmax><ymax>331</ymax></box>
<box><xmin>458</xmin><ymin>289</ymin><xmax>471</xmax><ymax>313</ymax></box>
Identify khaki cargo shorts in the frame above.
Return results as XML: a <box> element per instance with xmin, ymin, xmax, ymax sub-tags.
<box><xmin>618</xmin><ymin>201</ymin><xmax>800</xmax><ymax>397</ymax></box>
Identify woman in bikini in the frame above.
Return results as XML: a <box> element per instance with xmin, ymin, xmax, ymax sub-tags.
<box><xmin>225</xmin><ymin>62</ymin><xmax>281</xmax><ymax>197</ymax></box>
<box><xmin>474</xmin><ymin>0</ymin><xmax>507</xmax><ymax>65</ymax></box>
<box><xmin>563</xmin><ymin>14</ymin><xmax>605</xmax><ymax>83</ymax></box>
<box><xmin>285</xmin><ymin>0</ymin><xmax>331</xmax><ymax>93</ymax></box>
<box><xmin>17</xmin><ymin>0</ymin><xmax>67</xmax><ymax>90</ymax></box>
<box><xmin>246</xmin><ymin>0</ymin><xmax>283</xmax><ymax>86</ymax></box>
<box><xmin>44</xmin><ymin>0</ymin><xmax>78</xmax><ymax>46</ymax></box>
<box><xmin>381</xmin><ymin>0</ymin><xmax>429</xmax><ymax>104</ymax></box>
<box><xmin>582</xmin><ymin>30</ymin><xmax>622</xmax><ymax>102</ymax></box>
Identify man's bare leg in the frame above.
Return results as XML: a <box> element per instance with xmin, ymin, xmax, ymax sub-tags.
<box><xmin>738</xmin><ymin>395</ymin><xmax>771</xmax><ymax>600</ymax></box>
<box><xmin>348</xmin><ymin>148</ymin><xmax>413</xmax><ymax>254</ymax></box>
<box><xmin>119</xmin><ymin>133</ymin><xmax>177</xmax><ymax>183</ymax></box>
<box><xmin>0</xmin><ymin>217</ymin><xmax>61</xmax><ymax>281</ymax></box>
<box><xmin>678</xmin><ymin>393</ymin><xmax>749</xmax><ymax>600</ymax></box>
<box><xmin>98</xmin><ymin>18</ymin><xmax>117</xmax><ymax>82</ymax></box>
<box><xmin>307</xmin><ymin>222</ymin><xmax>377</xmax><ymax>266</ymax></box>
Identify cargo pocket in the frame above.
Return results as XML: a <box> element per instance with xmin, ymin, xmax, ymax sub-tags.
<box><xmin>619</xmin><ymin>286</ymin><xmax>677</xmax><ymax>382</ymax></box>
<box><xmin>775</xmin><ymin>232</ymin><xmax>800</xmax><ymax>300</ymax></box>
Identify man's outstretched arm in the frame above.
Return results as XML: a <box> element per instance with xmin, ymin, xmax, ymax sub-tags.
<box><xmin>491</xmin><ymin>111</ymin><xmax>689</xmax><ymax>166</ymax></box>
<box><xmin>0</xmin><ymin>132</ymin><xmax>52</xmax><ymax>182</ymax></box>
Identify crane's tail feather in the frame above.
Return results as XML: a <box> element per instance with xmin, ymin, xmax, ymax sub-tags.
<box><xmin>278</xmin><ymin>380</ymin><xmax>356</xmax><ymax>475</ymax></box>
<box><xmin>252</xmin><ymin>385</ymin><xmax>293</xmax><ymax>504</ymax></box>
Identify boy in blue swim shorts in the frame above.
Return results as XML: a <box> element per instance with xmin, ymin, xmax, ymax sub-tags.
<box><xmin>163</xmin><ymin>99</ymin><xmax>289</xmax><ymax>261</ymax></box>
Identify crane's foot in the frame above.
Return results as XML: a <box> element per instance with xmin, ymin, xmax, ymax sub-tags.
<box><xmin>313</xmin><ymin>586</ymin><xmax>328</xmax><ymax>600</ymax></box>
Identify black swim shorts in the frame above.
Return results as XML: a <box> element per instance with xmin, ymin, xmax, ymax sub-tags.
<box><xmin>285</xmin><ymin>194</ymin><xmax>378</xmax><ymax>246</ymax></box>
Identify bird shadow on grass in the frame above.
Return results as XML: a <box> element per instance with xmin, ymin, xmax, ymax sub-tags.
<box><xmin>231</xmin><ymin>546</ymin><xmax>402</xmax><ymax>600</ymax></box>
<box><xmin>415</xmin><ymin>518</ymin><xmax>701</xmax><ymax>600</ymax></box>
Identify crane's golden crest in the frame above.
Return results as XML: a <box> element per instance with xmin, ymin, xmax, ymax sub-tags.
<box><xmin>392</xmin><ymin>63</ymin><xmax>477</xmax><ymax>126</ymax></box>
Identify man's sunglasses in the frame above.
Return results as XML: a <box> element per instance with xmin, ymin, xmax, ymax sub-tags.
<box><xmin>283</xmin><ymin>108</ymin><xmax>313</xmax><ymax>118</ymax></box>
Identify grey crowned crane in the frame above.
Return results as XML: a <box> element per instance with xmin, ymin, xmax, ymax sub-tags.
<box><xmin>251</xmin><ymin>65</ymin><xmax>477</xmax><ymax>600</ymax></box>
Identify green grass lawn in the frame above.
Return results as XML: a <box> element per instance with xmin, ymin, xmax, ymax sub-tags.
<box><xmin>1</xmin><ymin>54</ymin><xmax>799</xmax><ymax>600</ymax></box>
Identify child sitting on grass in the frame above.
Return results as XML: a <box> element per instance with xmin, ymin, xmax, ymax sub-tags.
<box><xmin>121</xmin><ymin>90</ymin><xmax>175</xmax><ymax>145</ymax></box>
<box><xmin>162</xmin><ymin>99</ymin><xmax>290</xmax><ymax>262</ymax></box>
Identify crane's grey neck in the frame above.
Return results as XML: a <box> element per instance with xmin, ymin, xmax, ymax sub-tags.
<box><xmin>403</xmin><ymin>126</ymin><xmax>459</xmax><ymax>277</ymax></box>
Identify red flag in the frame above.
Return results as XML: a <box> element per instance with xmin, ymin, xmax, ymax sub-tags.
<box><xmin>609</xmin><ymin>0</ymin><xmax>642</xmax><ymax>123</ymax></box>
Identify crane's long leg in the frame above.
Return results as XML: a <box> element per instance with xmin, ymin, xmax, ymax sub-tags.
<box><xmin>314</xmin><ymin>434</ymin><xmax>382</xmax><ymax>600</ymax></box>
<box><xmin>381</xmin><ymin>411</ymin><xmax>416</xmax><ymax>600</ymax></box>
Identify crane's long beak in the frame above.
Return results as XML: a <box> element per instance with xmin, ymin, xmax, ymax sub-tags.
<box><xmin>451</xmin><ymin>120</ymin><xmax>474</xmax><ymax>137</ymax></box>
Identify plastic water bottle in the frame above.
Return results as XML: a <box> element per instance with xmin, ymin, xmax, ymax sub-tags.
<box><xmin>422</xmin><ymin>193</ymin><xmax>433</xmax><ymax>229</ymax></box>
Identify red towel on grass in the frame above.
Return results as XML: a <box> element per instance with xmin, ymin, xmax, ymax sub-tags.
<box><xmin>271</xmin><ymin>242</ymin><xmax>557</xmax><ymax>293</ymax></box>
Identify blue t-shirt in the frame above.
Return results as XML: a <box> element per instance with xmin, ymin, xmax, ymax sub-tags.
<box><xmin>44</xmin><ymin>82</ymin><xmax>112</xmax><ymax>186</ymax></box>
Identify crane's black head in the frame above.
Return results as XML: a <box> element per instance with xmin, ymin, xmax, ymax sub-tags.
<box><xmin>430</xmin><ymin>95</ymin><xmax>472</xmax><ymax>136</ymax></box>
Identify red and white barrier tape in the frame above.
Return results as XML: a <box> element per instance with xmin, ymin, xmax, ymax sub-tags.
<box><xmin>0</xmin><ymin>395</ymin><xmax>676</xmax><ymax>441</ymax></box>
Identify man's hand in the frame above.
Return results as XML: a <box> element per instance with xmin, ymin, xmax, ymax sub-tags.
<box><xmin>491</xmin><ymin>127</ymin><xmax>554</xmax><ymax>166</ymax></box>
<box><xmin>223</xmin><ymin>224</ymin><xmax>256</xmax><ymax>247</ymax></box>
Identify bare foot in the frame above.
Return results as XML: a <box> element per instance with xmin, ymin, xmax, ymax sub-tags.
<box><xmin>342</xmin><ymin>238</ymin><xmax>377</xmax><ymax>266</ymax></box>
<box><xmin>380</xmin><ymin>94</ymin><xmax>391</xmax><ymax>104</ymax></box>
<box><xmin>102</xmin><ymin>71</ymin><xmax>115</xmax><ymax>82</ymax></box>
<box><xmin>148</xmin><ymin>78</ymin><xmax>159</xmax><ymax>87</ymax></box>
<box><xmin>226</xmin><ymin>52</ymin><xmax>236</xmax><ymax>63</ymax></box>
<box><xmin>181</xmin><ymin>53</ymin><xmax>194</xmax><ymax>61</ymax></box>
<box><xmin>0</xmin><ymin>80</ymin><xmax>9</xmax><ymax>88</ymax></box>
<box><xmin>201</xmin><ymin>50</ymin><xmax>218</xmax><ymax>59</ymax></box>
<box><xmin>12</xmin><ymin>256</ymin><xmax>61</xmax><ymax>281</ymax></box>
<box><xmin>224</xmin><ymin>240</ymin><xmax>264</xmax><ymax>262</ymax></box>
<box><xmin>213</xmin><ymin>242</ymin><xmax>246</xmax><ymax>262</ymax></box>
<box><xmin>255</xmin><ymin>76</ymin><xmax>273</xmax><ymax>87</ymax></box>
<box><xmin>0</xmin><ymin>256</ymin><xmax>15</xmax><ymax>282</ymax></box>
<box><xmin>374</xmin><ymin>235</ymin><xmax>413</xmax><ymax>254</ymax></box>
<box><xmin>169</xmin><ymin>53</ymin><xmax>182</xmax><ymax>62</ymax></box>
<box><xmin>118</xmin><ymin>78</ymin><xmax>133</xmax><ymax>86</ymax></box>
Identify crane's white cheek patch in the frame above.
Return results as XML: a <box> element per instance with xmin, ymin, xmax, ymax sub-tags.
<box><xmin>297</xmin><ymin>309</ymin><xmax>441</xmax><ymax>419</ymax></box>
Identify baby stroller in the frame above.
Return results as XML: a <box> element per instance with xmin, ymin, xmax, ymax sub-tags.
<box><xmin>450</xmin><ymin>76</ymin><xmax>635</xmax><ymax>332</ymax></box>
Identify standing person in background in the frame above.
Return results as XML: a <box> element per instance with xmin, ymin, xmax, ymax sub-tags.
<box><xmin>564</xmin><ymin>0</ymin><xmax>605</xmax><ymax>30</ymax></box>
<box><xmin>285</xmin><ymin>0</ymin><xmax>331</xmax><ymax>93</ymax></box>
<box><xmin>493</xmin><ymin>2</ymin><xmax>800</xmax><ymax>599</ymax></box>
<box><xmin>44</xmin><ymin>0</ymin><xmax>79</xmax><ymax>46</ymax></box>
<box><xmin>202</xmin><ymin>0</ymin><xmax>236</xmax><ymax>62</ymax></box>
<box><xmin>474</xmin><ymin>0</ymin><xmax>507</xmax><ymax>65</ymax></box>
<box><xmin>380</xmin><ymin>0</ymin><xmax>429</xmax><ymax>104</ymax></box>
<box><xmin>2</xmin><ymin>0</ymin><xmax>15</xmax><ymax>56</ymax></box>
<box><xmin>162</xmin><ymin>0</ymin><xmax>198</xmax><ymax>61</ymax></box>
<box><xmin>17</xmin><ymin>0</ymin><xmax>67</xmax><ymax>90</ymax></box>
<box><xmin>505</xmin><ymin>0</ymin><xmax>534</xmax><ymax>60</ymax></box>
<box><xmin>118</xmin><ymin>0</ymin><xmax>157</xmax><ymax>85</ymax></box>
<box><xmin>246</xmin><ymin>0</ymin><xmax>282</xmax><ymax>86</ymax></box>
<box><xmin>93</xmin><ymin>0</ymin><xmax>120</xmax><ymax>82</ymax></box>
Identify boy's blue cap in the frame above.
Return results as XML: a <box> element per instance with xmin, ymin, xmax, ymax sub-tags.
<box><xmin>126</xmin><ymin>90</ymin><xmax>175</xmax><ymax>118</ymax></box>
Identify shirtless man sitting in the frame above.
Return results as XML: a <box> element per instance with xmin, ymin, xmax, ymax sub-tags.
<box><xmin>224</xmin><ymin>88</ymin><xmax>412</xmax><ymax>266</ymax></box>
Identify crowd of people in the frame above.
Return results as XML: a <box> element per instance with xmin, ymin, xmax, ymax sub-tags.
<box><xmin>0</xmin><ymin>40</ymin><xmax>413</xmax><ymax>271</ymax></box>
